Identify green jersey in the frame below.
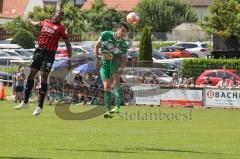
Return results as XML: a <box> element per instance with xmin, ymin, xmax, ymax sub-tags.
<box><xmin>99</xmin><ymin>31</ymin><xmax>128</xmax><ymax>80</ymax></box>
<box><xmin>99</xmin><ymin>31</ymin><xmax>128</xmax><ymax>59</ymax></box>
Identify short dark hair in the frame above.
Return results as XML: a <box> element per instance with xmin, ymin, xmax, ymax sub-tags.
<box><xmin>54</xmin><ymin>10</ymin><xmax>64</xmax><ymax>16</ymax></box>
<box><xmin>118</xmin><ymin>22</ymin><xmax>129</xmax><ymax>31</ymax></box>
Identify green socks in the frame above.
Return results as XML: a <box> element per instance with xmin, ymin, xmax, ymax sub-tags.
<box><xmin>104</xmin><ymin>86</ymin><xmax>121</xmax><ymax>112</ymax></box>
<box><xmin>114</xmin><ymin>86</ymin><xmax>121</xmax><ymax>108</ymax></box>
<box><xmin>104</xmin><ymin>91</ymin><xmax>112</xmax><ymax>111</ymax></box>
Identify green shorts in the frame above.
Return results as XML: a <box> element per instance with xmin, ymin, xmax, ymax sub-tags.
<box><xmin>100</xmin><ymin>60</ymin><xmax>120</xmax><ymax>80</ymax></box>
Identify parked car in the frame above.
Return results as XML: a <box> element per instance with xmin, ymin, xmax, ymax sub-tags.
<box><xmin>121</xmin><ymin>67</ymin><xmax>172</xmax><ymax>84</ymax></box>
<box><xmin>153</xmin><ymin>57</ymin><xmax>195</xmax><ymax>69</ymax></box>
<box><xmin>59</xmin><ymin>46</ymin><xmax>94</xmax><ymax>57</ymax></box>
<box><xmin>0</xmin><ymin>51</ymin><xmax>29</xmax><ymax>65</ymax></box>
<box><xmin>152</xmin><ymin>62</ymin><xmax>178</xmax><ymax>76</ymax></box>
<box><xmin>71</xmin><ymin>46</ymin><xmax>94</xmax><ymax>55</ymax></box>
<box><xmin>173</xmin><ymin>42</ymin><xmax>210</xmax><ymax>58</ymax></box>
<box><xmin>0</xmin><ymin>52</ymin><xmax>10</xmax><ymax>57</ymax></box>
<box><xmin>0</xmin><ymin>72</ymin><xmax>13</xmax><ymax>86</ymax></box>
<box><xmin>25</xmin><ymin>49</ymin><xmax>35</xmax><ymax>54</ymax></box>
<box><xmin>55</xmin><ymin>49</ymin><xmax>69</xmax><ymax>59</ymax></box>
<box><xmin>14</xmin><ymin>49</ymin><xmax>33</xmax><ymax>59</ymax></box>
<box><xmin>195</xmin><ymin>69</ymin><xmax>240</xmax><ymax>86</ymax></box>
<box><xmin>152</xmin><ymin>49</ymin><xmax>171</xmax><ymax>60</ymax></box>
<box><xmin>1</xmin><ymin>50</ymin><xmax>31</xmax><ymax>60</ymax></box>
<box><xmin>127</xmin><ymin>48</ymin><xmax>138</xmax><ymax>62</ymax></box>
<box><xmin>158</xmin><ymin>46</ymin><xmax>191</xmax><ymax>58</ymax></box>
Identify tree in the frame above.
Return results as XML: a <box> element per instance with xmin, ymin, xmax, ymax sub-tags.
<box><xmin>135</xmin><ymin>0</ymin><xmax>197</xmax><ymax>32</ymax></box>
<box><xmin>3</xmin><ymin>1</ymin><xmax>124</xmax><ymax>38</ymax></box>
<box><xmin>138</xmin><ymin>27</ymin><xmax>152</xmax><ymax>64</ymax></box>
<box><xmin>4</xmin><ymin>6</ymin><xmax>55</xmax><ymax>35</ymax></box>
<box><xmin>4</xmin><ymin>4</ymin><xmax>86</xmax><ymax>35</ymax></box>
<box><xmin>203</xmin><ymin>0</ymin><xmax>240</xmax><ymax>50</ymax></box>
<box><xmin>3</xmin><ymin>17</ymin><xmax>30</xmax><ymax>34</ymax></box>
<box><xmin>83</xmin><ymin>0</ymin><xmax>124</xmax><ymax>32</ymax></box>
<box><xmin>28</xmin><ymin>6</ymin><xmax>55</xmax><ymax>21</ymax></box>
<box><xmin>62</xmin><ymin>3</ymin><xmax>85</xmax><ymax>34</ymax></box>
<box><xmin>12</xmin><ymin>29</ymin><xmax>35</xmax><ymax>49</ymax></box>
<box><xmin>203</xmin><ymin>0</ymin><xmax>240</xmax><ymax>38</ymax></box>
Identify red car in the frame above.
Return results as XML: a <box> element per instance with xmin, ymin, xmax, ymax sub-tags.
<box><xmin>195</xmin><ymin>69</ymin><xmax>240</xmax><ymax>86</ymax></box>
<box><xmin>55</xmin><ymin>49</ymin><xmax>68</xmax><ymax>59</ymax></box>
<box><xmin>158</xmin><ymin>46</ymin><xmax>191</xmax><ymax>58</ymax></box>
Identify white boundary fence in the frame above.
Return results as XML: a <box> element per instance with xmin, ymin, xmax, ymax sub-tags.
<box><xmin>125</xmin><ymin>85</ymin><xmax>240</xmax><ymax>108</ymax></box>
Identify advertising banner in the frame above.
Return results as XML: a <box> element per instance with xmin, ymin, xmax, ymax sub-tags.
<box><xmin>205</xmin><ymin>88</ymin><xmax>240</xmax><ymax>107</ymax></box>
<box><xmin>131</xmin><ymin>85</ymin><xmax>161</xmax><ymax>105</ymax></box>
<box><xmin>160</xmin><ymin>89</ymin><xmax>203</xmax><ymax>107</ymax></box>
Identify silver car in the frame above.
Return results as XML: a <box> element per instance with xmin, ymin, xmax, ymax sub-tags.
<box><xmin>121</xmin><ymin>67</ymin><xmax>172</xmax><ymax>84</ymax></box>
<box><xmin>173</xmin><ymin>42</ymin><xmax>210</xmax><ymax>58</ymax></box>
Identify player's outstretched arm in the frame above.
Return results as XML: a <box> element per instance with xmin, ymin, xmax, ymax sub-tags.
<box><xmin>27</xmin><ymin>19</ymin><xmax>40</xmax><ymax>26</ymax></box>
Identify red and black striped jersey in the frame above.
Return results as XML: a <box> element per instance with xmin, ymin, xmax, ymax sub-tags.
<box><xmin>37</xmin><ymin>19</ymin><xmax>68</xmax><ymax>51</ymax></box>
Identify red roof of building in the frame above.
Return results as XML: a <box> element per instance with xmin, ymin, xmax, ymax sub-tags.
<box><xmin>81</xmin><ymin>0</ymin><xmax>214</xmax><ymax>11</ymax></box>
<box><xmin>0</xmin><ymin>0</ymin><xmax>29</xmax><ymax>19</ymax></box>
<box><xmin>81</xmin><ymin>0</ymin><xmax>140</xmax><ymax>12</ymax></box>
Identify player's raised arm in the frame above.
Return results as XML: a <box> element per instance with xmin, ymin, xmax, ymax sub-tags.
<box><xmin>27</xmin><ymin>19</ymin><xmax>40</xmax><ymax>26</ymax></box>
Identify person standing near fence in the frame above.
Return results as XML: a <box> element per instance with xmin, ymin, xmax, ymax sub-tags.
<box><xmin>94</xmin><ymin>22</ymin><xmax>129</xmax><ymax>118</ymax></box>
<box><xmin>14</xmin><ymin>66</ymin><xmax>25</xmax><ymax>103</ymax></box>
<box><xmin>14</xmin><ymin>10</ymin><xmax>72</xmax><ymax>116</ymax></box>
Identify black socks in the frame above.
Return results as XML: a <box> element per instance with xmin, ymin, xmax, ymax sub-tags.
<box><xmin>38</xmin><ymin>83</ymin><xmax>48</xmax><ymax>109</ymax></box>
<box><xmin>24</xmin><ymin>80</ymin><xmax>34</xmax><ymax>104</ymax></box>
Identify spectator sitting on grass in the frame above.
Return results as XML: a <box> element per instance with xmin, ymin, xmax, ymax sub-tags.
<box><xmin>97</xmin><ymin>89</ymin><xmax>104</xmax><ymax>105</ymax></box>
<box><xmin>89</xmin><ymin>84</ymin><xmax>99</xmax><ymax>105</ymax></box>
<box><xmin>94</xmin><ymin>72</ymin><xmax>103</xmax><ymax>89</ymax></box>
<box><xmin>74</xmin><ymin>73</ymin><xmax>83</xmax><ymax>83</ymax></box>
<box><xmin>57</xmin><ymin>86</ymin><xmax>64</xmax><ymax>103</ymax></box>
<box><xmin>72</xmin><ymin>79</ymin><xmax>80</xmax><ymax>103</ymax></box>
<box><xmin>79</xmin><ymin>82</ymin><xmax>90</xmax><ymax>105</ymax></box>
<box><xmin>48</xmin><ymin>86</ymin><xmax>58</xmax><ymax>105</ymax></box>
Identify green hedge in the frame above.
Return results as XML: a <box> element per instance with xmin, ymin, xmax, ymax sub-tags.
<box><xmin>12</xmin><ymin>29</ymin><xmax>35</xmax><ymax>49</ymax></box>
<box><xmin>180</xmin><ymin>58</ymin><xmax>240</xmax><ymax>79</ymax></box>
<box><xmin>152</xmin><ymin>42</ymin><xmax>176</xmax><ymax>49</ymax></box>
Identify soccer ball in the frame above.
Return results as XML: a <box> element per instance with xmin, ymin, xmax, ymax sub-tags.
<box><xmin>127</xmin><ymin>12</ymin><xmax>139</xmax><ymax>24</ymax></box>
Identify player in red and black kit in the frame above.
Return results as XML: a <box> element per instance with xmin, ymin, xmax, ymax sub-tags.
<box><xmin>14</xmin><ymin>10</ymin><xmax>72</xmax><ymax>116</ymax></box>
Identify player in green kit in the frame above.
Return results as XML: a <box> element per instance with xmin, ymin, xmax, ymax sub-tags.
<box><xmin>94</xmin><ymin>22</ymin><xmax>129</xmax><ymax>118</ymax></box>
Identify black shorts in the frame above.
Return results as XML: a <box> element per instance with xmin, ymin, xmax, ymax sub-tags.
<box><xmin>30</xmin><ymin>48</ymin><xmax>55</xmax><ymax>72</ymax></box>
<box><xmin>16</xmin><ymin>86</ymin><xmax>24</xmax><ymax>92</ymax></box>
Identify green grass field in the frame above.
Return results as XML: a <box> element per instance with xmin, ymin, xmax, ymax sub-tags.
<box><xmin>1</xmin><ymin>98</ymin><xmax>240</xmax><ymax>159</ymax></box>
